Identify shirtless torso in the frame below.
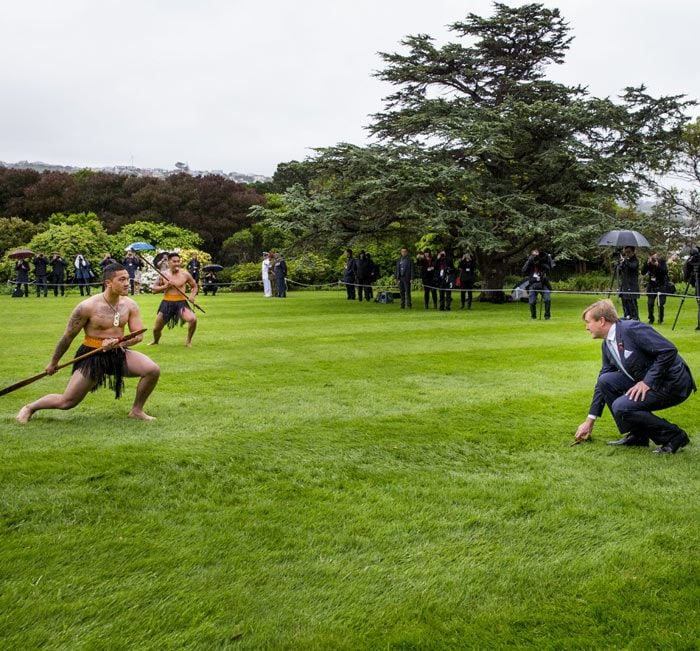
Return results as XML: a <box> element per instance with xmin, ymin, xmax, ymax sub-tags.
<box><xmin>16</xmin><ymin>266</ymin><xmax>160</xmax><ymax>423</ymax></box>
<box><xmin>150</xmin><ymin>254</ymin><xmax>198</xmax><ymax>347</ymax></box>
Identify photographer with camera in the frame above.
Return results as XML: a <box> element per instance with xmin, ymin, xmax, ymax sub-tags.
<box><xmin>618</xmin><ymin>246</ymin><xmax>640</xmax><ymax>320</ymax></box>
<box><xmin>522</xmin><ymin>248</ymin><xmax>552</xmax><ymax>320</ymax></box>
<box><xmin>683</xmin><ymin>244</ymin><xmax>700</xmax><ymax>331</ymax></box>
<box><xmin>641</xmin><ymin>252</ymin><xmax>669</xmax><ymax>325</ymax></box>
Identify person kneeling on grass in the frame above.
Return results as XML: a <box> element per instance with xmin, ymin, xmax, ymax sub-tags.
<box><xmin>574</xmin><ymin>299</ymin><xmax>695</xmax><ymax>454</ymax></box>
<box><xmin>16</xmin><ymin>264</ymin><xmax>160</xmax><ymax>423</ymax></box>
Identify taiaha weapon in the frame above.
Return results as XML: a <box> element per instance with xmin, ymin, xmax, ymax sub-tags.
<box><xmin>0</xmin><ymin>329</ymin><xmax>147</xmax><ymax>397</ymax></box>
<box><xmin>127</xmin><ymin>242</ymin><xmax>206</xmax><ymax>314</ymax></box>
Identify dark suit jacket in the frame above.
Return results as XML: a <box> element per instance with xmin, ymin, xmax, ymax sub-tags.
<box><xmin>589</xmin><ymin>320</ymin><xmax>696</xmax><ymax>417</ymax></box>
<box><xmin>395</xmin><ymin>256</ymin><xmax>415</xmax><ymax>280</ymax></box>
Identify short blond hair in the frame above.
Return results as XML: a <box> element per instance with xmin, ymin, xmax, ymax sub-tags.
<box><xmin>582</xmin><ymin>299</ymin><xmax>620</xmax><ymax>323</ymax></box>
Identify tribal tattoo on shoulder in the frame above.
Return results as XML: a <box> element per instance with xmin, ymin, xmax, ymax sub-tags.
<box><xmin>51</xmin><ymin>305</ymin><xmax>88</xmax><ymax>364</ymax></box>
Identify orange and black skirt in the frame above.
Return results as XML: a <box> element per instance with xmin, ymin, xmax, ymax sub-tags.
<box><xmin>73</xmin><ymin>337</ymin><xmax>126</xmax><ymax>399</ymax></box>
<box><xmin>158</xmin><ymin>295</ymin><xmax>188</xmax><ymax>328</ymax></box>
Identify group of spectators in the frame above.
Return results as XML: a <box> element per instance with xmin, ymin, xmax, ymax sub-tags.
<box><xmin>343</xmin><ymin>244</ymin><xmax>699</xmax><ymax>328</ymax></box>
<box><xmin>394</xmin><ymin>248</ymin><xmax>479</xmax><ymax>310</ymax></box>
<box><xmin>13</xmin><ymin>251</ymin><xmax>145</xmax><ymax>298</ymax></box>
<box><xmin>342</xmin><ymin>247</ymin><xmax>478</xmax><ymax>310</ymax></box>
<box><xmin>615</xmin><ymin>247</ymin><xmax>675</xmax><ymax>325</ymax></box>
<box><xmin>342</xmin><ymin>250</ymin><xmax>380</xmax><ymax>302</ymax></box>
<box><xmin>617</xmin><ymin>245</ymin><xmax>700</xmax><ymax>330</ymax></box>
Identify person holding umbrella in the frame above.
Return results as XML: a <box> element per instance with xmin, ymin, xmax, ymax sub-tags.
<box><xmin>122</xmin><ymin>250</ymin><xmax>143</xmax><ymax>295</ymax></box>
<box><xmin>14</xmin><ymin>256</ymin><xmax>30</xmax><ymax>297</ymax></box>
<box><xmin>618</xmin><ymin>246</ymin><xmax>640</xmax><ymax>320</ymax></box>
<box><xmin>202</xmin><ymin>264</ymin><xmax>223</xmax><ymax>296</ymax></box>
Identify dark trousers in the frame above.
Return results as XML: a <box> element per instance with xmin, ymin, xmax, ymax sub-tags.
<box><xmin>439</xmin><ymin>289</ymin><xmax>452</xmax><ymax>310</ymax></box>
<box><xmin>460</xmin><ymin>288</ymin><xmax>474</xmax><ymax>308</ymax></box>
<box><xmin>528</xmin><ymin>290</ymin><xmax>551</xmax><ymax>319</ymax></box>
<box><xmin>357</xmin><ymin>283</ymin><xmax>372</xmax><ymax>302</ymax></box>
<box><xmin>398</xmin><ymin>277</ymin><xmax>412</xmax><ymax>307</ymax></box>
<box><xmin>35</xmin><ymin>274</ymin><xmax>48</xmax><ymax>296</ymax></box>
<box><xmin>424</xmin><ymin>286</ymin><xmax>437</xmax><ymax>309</ymax></box>
<box><xmin>53</xmin><ymin>274</ymin><xmax>65</xmax><ymax>296</ymax></box>
<box><xmin>77</xmin><ymin>278</ymin><xmax>91</xmax><ymax>296</ymax></box>
<box><xmin>621</xmin><ymin>297</ymin><xmax>639</xmax><ymax>320</ymax></box>
<box><xmin>345</xmin><ymin>281</ymin><xmax>355</xmax><ymax>300</ymax></box>
<box><xmin>596</xmin><ymin>371</ymin><xmax>692</xmax><ymax>445</ymax></box>
<box><xmin>646</xmin><ymin>292</ymin><xmax>666</xmax><ymax>324</ymax></box>
<box><xmin>276</xmin><ymin>275</ymin><xmax>287</xmax><ymax>298</ymax></box>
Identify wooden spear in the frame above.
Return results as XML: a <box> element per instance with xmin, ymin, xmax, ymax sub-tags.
<box><xmin>135</xmin><ymin>252</ymin><xmax>206</xmax><ymax>313</ymax></box>
<box><xmin>0</xmin><ymin>329</ymin><xmax>147</xmax><ymax>397</ymax></box>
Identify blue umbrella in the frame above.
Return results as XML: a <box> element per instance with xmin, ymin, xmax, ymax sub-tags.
<box><xmin>126</xmin><ymin>241</ymin><xmax>156</xmax><ymax>252</ymax></box>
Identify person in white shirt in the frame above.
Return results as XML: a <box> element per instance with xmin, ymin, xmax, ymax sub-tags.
<box><xmin>262</xmin><ymin>252</ymin><xmax>273</xmax><ymax>297</ymax></box>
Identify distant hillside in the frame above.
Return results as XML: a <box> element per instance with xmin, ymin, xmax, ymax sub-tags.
<box><xmin>0</xmin><ymin>160</ymin><xmax>270</xmax><ymax>184</ymax></box>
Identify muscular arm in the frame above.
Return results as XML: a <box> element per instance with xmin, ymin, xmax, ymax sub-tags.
<box><xmin>47</xmin><ymin>305</ymin><xmax>88</xmax><ymax>371</ymax></box>
<box><xmin>151</xmin><ymin>276</ymin><xmax>168</xmax><ymax>293</ymax></box>
<box><xmin>125</xmin><ymin>300</ymin><xmax>146</xmax><ymax>347</ymax></box>
<box><xmin>185</xmin><ymin>272</ymin><xmax>198</xmax><ymax>300</ymax></box>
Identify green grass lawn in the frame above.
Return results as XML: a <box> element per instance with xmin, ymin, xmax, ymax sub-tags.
<box><xmin>1</xmin><ymin>289</ymin><xmax>698</xmax><ymax>649</ymax></box>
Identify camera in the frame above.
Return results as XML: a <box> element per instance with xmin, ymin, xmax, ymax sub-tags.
<box><xmin>684</xmin><ymin>245</ymin><xmax>700</xmax><ymax>286</ymax></box>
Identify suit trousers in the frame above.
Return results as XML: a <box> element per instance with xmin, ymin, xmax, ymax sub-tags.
<box><xmin>398</xmin><ymin>277</ymin><xmax>412</xmax><ymax>307</ymax></box>
<box><xmin>596</xmin><ymin>371</ymin><xmax>690</xmax><ymax>444</ymax></box>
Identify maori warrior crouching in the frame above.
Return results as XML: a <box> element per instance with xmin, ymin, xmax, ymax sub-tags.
<box><xmin>16</xmin><ymin>264</ymin><xmax>160</xmax><ymax>423</ymax></box>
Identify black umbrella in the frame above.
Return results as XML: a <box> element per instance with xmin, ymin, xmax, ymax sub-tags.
<box><xmin>597</xmin><ymin>230</ymin><xmax>650</xmax><ymax>248</ymax></box>
<box><xmin>203</xmin><ymin>264</ymin><xmax>224</xmax><ymax>272</ymax></box>
<box><xmin>8</xmin><ymin>249</ymin><xmax>35</xmax><ymax>259</ymax></box>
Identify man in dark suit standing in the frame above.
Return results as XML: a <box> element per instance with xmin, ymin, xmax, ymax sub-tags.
<box><xmin>575</xmin><ymin>299</ymin><xmax>695</xmax><ymax>453</ymax></box>
<box><xmin>395</xmin><ymin>247</ymin><xmax>414</xmax><ymax>309</ymax></box>
<box><xmin>618</xmin><ymin>246</ymin><xmax>640</xmax><ymax>320</ymax></box>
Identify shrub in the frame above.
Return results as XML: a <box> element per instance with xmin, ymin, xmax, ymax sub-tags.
<box><xmin>228</xmin><ymin>262</ymin><xmax>262</xmax><ymax>292</ymax></box>
<box><xmin>286</xmin><ymin>253</ymin><xmax>334</xmax><ymax>288</ymax></box>
<box><xmin>554</xmin><ymin>272</ymin><xmax>611</xmax><ymax>292</ymax></box>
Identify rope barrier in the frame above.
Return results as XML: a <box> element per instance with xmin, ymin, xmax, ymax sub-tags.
<box><xmin>5</xmin><ymin>278</ymin><xmax>698</xmax><ymax>300</ymax></box>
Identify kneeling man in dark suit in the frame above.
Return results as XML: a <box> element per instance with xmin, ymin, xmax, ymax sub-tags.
<box><xmin>575</xmin><ymin>299</ymin><xmax>695</xmax><ymax>454</ymax></box>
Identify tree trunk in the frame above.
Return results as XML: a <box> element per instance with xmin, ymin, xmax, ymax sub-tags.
<box><xmin>479</xmin><ymin>257</ymin><xmax>510</xmax><ymax>303</ymax></box>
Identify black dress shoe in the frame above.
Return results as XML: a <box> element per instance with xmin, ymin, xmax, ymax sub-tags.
<box><xmin>653</xmin><ymin>431</ymin><xmax>690</xmax><ymax>454</ymax></box>
<box><xmin>607</xmin><ymin>433</ymin><xmax>649</xmax><ymax>447</ymax></box>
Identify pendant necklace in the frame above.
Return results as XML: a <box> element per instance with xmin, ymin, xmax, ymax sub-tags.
<box><xmin>103</xmin><ymin>295</ymin><xmax>121</xmax><ymax>326</ymax></box>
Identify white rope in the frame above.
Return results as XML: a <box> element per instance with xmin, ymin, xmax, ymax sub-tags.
<box><xmin>5</xmin><ymin>278</ymin><xmax>697</xmax><ymax>300</ymax></box>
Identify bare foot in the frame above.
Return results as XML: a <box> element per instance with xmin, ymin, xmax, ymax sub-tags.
<box><xmin>147</xmin><ymin>341</ymin><xmax>158</xmax><ymax>346</ymax></box>
<box><xmin>128</xmin><ymin>409</ymin><xmax>156</xmax><ymax>421</ymax></box>
<box><xmin>16</xmin><ymin>405</ymin><xmax>33</xmax><ymax>423</ymax></box>
<box><xmin>185</xmin><ymin>341</ymin><xmax>192</xmax><ymax>347</ymax></box>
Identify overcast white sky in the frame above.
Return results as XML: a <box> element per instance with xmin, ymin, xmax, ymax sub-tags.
<box><xmin>1</xmin><ymin>0</ymin><xmax>697</xmax><ymax>177</ymax></box>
